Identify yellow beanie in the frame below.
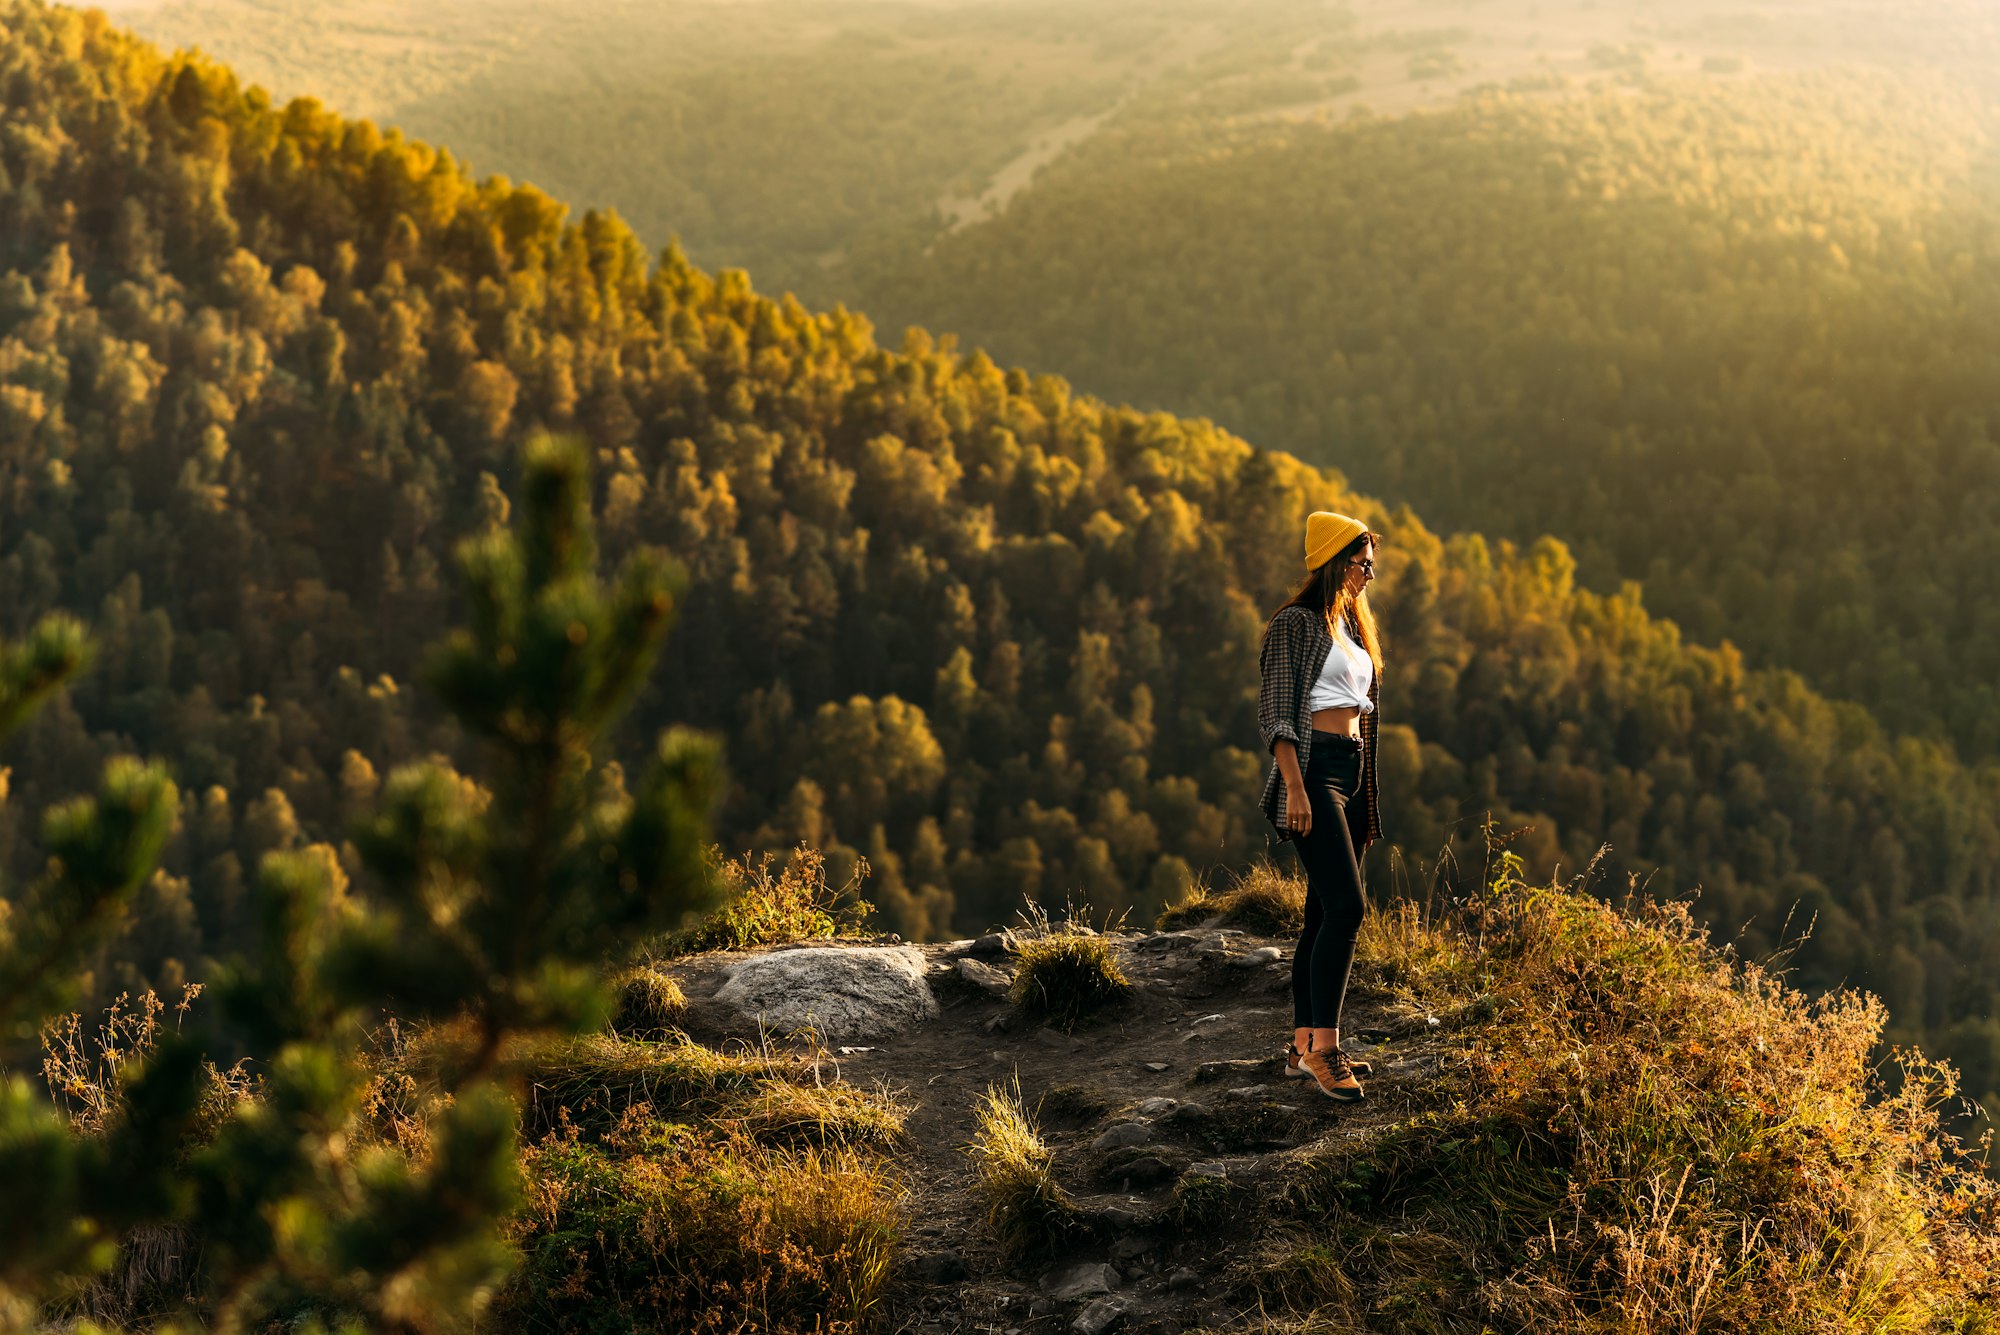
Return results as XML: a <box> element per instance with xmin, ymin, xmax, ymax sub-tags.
<box><xmin>1304</xmin><ymin>511</ymin><xmax>1369</xmax><ymax>571</ymax></box>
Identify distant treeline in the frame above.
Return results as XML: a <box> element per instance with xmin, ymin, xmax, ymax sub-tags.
<box><xmin>0</xmin><ymin>2</ymin><xmax>1995</xmax><ymax>1118</ymax></box>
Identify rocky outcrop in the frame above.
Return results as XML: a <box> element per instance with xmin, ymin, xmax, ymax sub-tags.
<box><xmin>712</xmin><ymin>944</ymin><xmax>939</xmax><ymax>1042</ymax></box>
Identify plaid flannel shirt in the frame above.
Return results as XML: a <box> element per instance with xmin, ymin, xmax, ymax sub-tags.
<box><xmin>1257</xmin><ymin>605</ymin><xmax>1383</xmax><ymax>851</ymax></box>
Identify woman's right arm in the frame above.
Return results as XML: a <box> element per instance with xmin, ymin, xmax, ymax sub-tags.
<box><xmin>1259</xmin><ymin>611</ymin><xmax>1312</xmax><ymax>835</ymax></box>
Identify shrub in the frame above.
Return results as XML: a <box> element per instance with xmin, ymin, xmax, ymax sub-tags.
<box><xmin>1009</xmin><ymin>904</ymin><xmax>1133</xmax><ymax>1033</ymax></box>
<box><xmin>664</xmin><ymin>844</ymin><xmax>874</xmax><ymax>956</ymax></box>
<box><xmin>967</xmin><ymin>1079</ymin><xmax>1079</xmax><ymax>1261</ymax></box>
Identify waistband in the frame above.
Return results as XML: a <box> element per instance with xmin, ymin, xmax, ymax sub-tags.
<box><xmin>1310</xmin><ymin>729</ymin><xmax>1363</xmax><ymax>746</ymax></box>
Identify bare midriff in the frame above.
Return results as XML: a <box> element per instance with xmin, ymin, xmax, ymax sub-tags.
<box><xmin>1310</xmin><ymin>704</ymin><xmax>1363</xmax><ymax>738</ymax></box>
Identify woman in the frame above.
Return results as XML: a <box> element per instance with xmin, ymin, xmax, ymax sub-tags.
<box><xmin>1256</xmin><ymin>511</ymin><xmax>1384</xmax><ymax>1102</ymax></box>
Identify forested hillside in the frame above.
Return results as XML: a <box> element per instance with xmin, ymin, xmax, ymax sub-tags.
<box><xmin>842</xmin><ymin>74</ymin><xmax>2000</xmax><ymax>765</ymax></box>
<box><xmin>112</xmin><ymin>0</ymin><xmax>2000</xmax><ymax>304</ymax></box>
<box><xmin>0</xmin><ymin>0</ymin><xmax>1997</xmax><ymax>1119</ymax></box>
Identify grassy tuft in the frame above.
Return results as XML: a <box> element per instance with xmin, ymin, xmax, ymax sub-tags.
<box><xmin>609</xmin><ymin>965</ymin><xmax>687</xmax><ymax>1037</ymax></box>
<box><xmin>662</xmin><ymin>844</ymin><xmax>874</xmax><ymax>956</ymax></box>
<box><xmin>1259</xmin><ymin>866</ymin><xmax>2000</xmax><ymax>1333</ymax></box>
<box><xmin>500</xmin><ymin>1121</ymin><xmax>902</xmax><ymax>1335</ymax></box>
<box><xmin>1009</xmin><ymin>904</ymin><xmax>1133</xmax><ymax>1033</ymax></box>
<box><xmin>1169</xmin><ymin>1167</ymin><xmax>1249</xmax><ymax>1230</ymax></box>
<box><xmin>1156</xmin><ymin>861</ymin><xmax>1304</xmax><ymax>935</ymax></box>
<box><xmin>967</xmin><ymin>1079</ymin><xmax>1081</xmax><ymax>1260</ymax></box>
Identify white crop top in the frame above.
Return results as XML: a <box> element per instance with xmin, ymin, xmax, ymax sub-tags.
<box><xmin>1308</xmin><ymin>618</ymin><xmax>1375</xmax><ymax>714</ymax></box>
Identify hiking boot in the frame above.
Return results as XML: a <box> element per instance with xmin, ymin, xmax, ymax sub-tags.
<box><xmin>1284</xmin><ymin>1042</ymin><xmax>1371</xmax><ymax>1079</ymax></box>
<box><xmin>1296</xmin><ymin>1047</ymin><xmax>1365</xmax><ymax>1102</ymax></box>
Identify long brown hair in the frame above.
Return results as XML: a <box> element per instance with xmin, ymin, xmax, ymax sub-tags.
<box><xmin>1269</xmin><ymin>531</ymin><xmax>1385</xmax><ymax>673</ymax></box>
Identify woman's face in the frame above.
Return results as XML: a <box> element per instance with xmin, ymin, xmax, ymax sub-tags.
<box><xmin>1342</xmin><ymin>539</ymin><xmax>1376</xmax><ymax>598</ymax></box>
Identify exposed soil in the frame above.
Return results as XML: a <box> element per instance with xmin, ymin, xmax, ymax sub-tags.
<box><xmin>666</xmin><ymin>925</ymin><xmax>1452</xmax><ymax>1335</ymax></box>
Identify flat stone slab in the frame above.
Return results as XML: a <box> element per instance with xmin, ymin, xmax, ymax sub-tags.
<box><xmin>713</xmin><ymin>945</ymin><xmax>937</xmax><ymax>1042</ymax></box>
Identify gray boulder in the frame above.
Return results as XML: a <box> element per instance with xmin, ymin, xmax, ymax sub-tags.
<box><xmin>713</xmin><ymin>945</ymin><xmax>937</xmax><ymax>1042</ymax></box>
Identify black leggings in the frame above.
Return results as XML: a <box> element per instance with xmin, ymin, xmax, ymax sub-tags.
<box><xmin>1291</xmin><ymin>730</ymin><xmax>1367</xmax><ymax>1030</ymax></box>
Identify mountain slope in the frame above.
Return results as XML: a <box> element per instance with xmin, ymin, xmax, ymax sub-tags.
<box><xmin>0</xmin><ymin>0</ymin><xmax>1996</xmax><ymax>1117</ymax></box>
<box><xmin>839</xmin><ymin>74</ymin><xmax>2000</xmax><ymax>759</ymax></box>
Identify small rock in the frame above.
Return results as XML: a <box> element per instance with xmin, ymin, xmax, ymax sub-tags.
<box><xmin>836</xmin><ymin>1046</ymin><xmax>874</xmax><ymax>1056</ymax></box>
<box><xmin>1132</xmin><ymin>932</ymin><xmax>1195</xmax><ymax>952</ymax></box>
<box><xmin>957</xmin><ymin>957</ymin><xmax>1014</xmax><ymax>996</ymax></box>
<box><xmin>1031</xmin><ymin>1298</ymin><xmax>1063</xmax><ymax>1318</ymax></box>
<box><xmin>1073</xmin><ymin>1296</ymin><xmax>1130</xmax><ymax>1334</ymax></box>
<box><xmin>1092</xmin><ymin>1122</ymin><xmax>1154</xmax><ymax>1152</ymax></box>
<box><xmin>1163</xmin><ymin>1103</ymin><xmax>1208</xmax><ymax>1126</ymax></box>
<box><xmin>1179</xmin><ymin>1014</ymin><xmax>1228</xmax><ymax>1042</ymax></box>
<box><xmin>984</xmin><ymin>1010</ymin><xmax>1018</xmax><ymax>1034</ymax></box>
<box><xmin>952</xmin><ymin>930</ymin><xmax>1022</xmax><ymax>959</ymax></box>
<box><xmin>1045</xmin><ymin>1261</ymin><xmax>1119</xmax><ymax>1301</ymax></box>
<box><xmin>1112</xmin><ymin>1154</ymin><xmax>1177</xmax><ymax>1188</ymax></box>
<box><xmin>1168</xmin><ymin>1268</ymin><xmax>1200</xmax><ymax>1291</ymax></box>
<box><xmin>1094</xmin><ymin>1202</ymin><xmax>1145</xmax><ymax>1228</ymax></box>
<box><xmin>1134</xmin><ymin>1097</ymin><xmax>1177</xmax><ymax>1117</ymax></box>
<box><xmin>1142</xmin><ymin>1061</ymin><xmax>1171</xmax><ymax>1073</ymax></box>
<box><xmin>1230</xmin><ymin>946</ymin><xmax>1284</xmax><ymax>967</ymax></box>
<box><xmin>1185</xmin><ymin>1161</ymin><xmax>1229</xmax><ymax>1179</ymax></box>
<box><xmin>1110</xmin><ymin>1234</ymin><xmax>1156</xmax><ymax>1262</ymax></box>
<box><xmin>1224</xmin><ymin>1085</ymin><xmax>1266</xmax><ymax>1100</ymax></box>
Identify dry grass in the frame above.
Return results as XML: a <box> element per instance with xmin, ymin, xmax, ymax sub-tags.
<box><xmin>34</xmin><ymin>987</ymin><xmax>253</xmax><ymax>1329</ymax></box>
<box><xmin>500</xmin><ymin>1118</ymin><xmax>903</xmax><ymax>1335</ymax></box>
<box><xmin>610</xmin><ymin>965</ymin><xmax>687</xmax><ymax>1037</ymax></box>
<box><xmin>1009</xmin><ymin>902</ymin><xmax>1133</xmax><ymax>1032</ymax></box>
<box><xmin>967</xmin><ymin>1078</ymin><xmax>1081</xmax><ymax>1260</ymax></box>
<box><xmin>1258</xmin><ymin>860</ymin><xmax>2000</xmax><ymax>1334</ymax></box>
<box><xmin>662</xmin><ymin>844</ymin><xmax>874</xmax><ymax>957</ymax></box>
<box><xmin>512</xmin><ymin>1032</ymin><xmax>907</xmax><ymax>1149</ymax></box>
<box><xmin>1156</xmin><ymin>860</ymin><xmax>1305</xmax><ymax>935</ymax></box>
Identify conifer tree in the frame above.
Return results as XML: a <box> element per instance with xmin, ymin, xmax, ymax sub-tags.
<box><xmin>0</xmin><ymin>615</ymin><xmax>183</xmax><ymax>1326</ymax></box>
<box><xmin>0</xmin><ymin>432</ymin><xmax>723</xmax><ymax>1331</ymax></box>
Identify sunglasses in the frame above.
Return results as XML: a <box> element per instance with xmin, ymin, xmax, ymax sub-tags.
<box><xmin>1349</xmin><ymin>558</ymin><xmax>1375</xmax><ymax>574</ymax></box>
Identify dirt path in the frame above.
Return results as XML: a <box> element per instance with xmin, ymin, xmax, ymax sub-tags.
<box><xmin>669</xmin><ymin>925</ymin><xmax>1446</xmax><ymax>1335</ymax></box>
